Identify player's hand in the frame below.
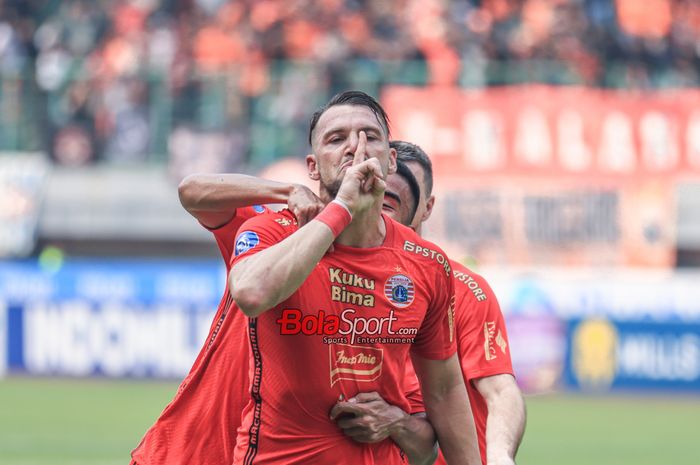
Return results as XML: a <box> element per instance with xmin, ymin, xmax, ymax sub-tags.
<box><xmin>329</xmin><ymin>391</ymin><xmax>406</xmax><ymax>443</ymax></box>
<box><xmin>335</xmin><ymin>132</ymin><xmax>386</xmax><ymax>216</ymax></box>
<box><xmin>288</xmin><ymin>184</ymin><xmax>324</xmax><ymax>227</ymax></box>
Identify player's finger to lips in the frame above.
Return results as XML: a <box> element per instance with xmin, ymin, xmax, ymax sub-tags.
<box><xmin>353</xmin><ymin>131</ymin><xmax>367</xmax><ymax>166</ymax></box>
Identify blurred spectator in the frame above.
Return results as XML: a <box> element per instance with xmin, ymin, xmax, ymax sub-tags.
<box><xmin>1</xmin><ymin>0</ymin><xmax>700</xmax><ymax>166</ymax></box>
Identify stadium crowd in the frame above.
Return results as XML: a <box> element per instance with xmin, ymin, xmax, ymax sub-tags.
<box><xmin>1</xmin><ymin>0</ymin><xmax>700</xmax><ymax>166</ymax></box>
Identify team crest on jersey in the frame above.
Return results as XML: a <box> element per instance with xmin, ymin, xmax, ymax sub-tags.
<box><xmin>253</xmin><ymin>205</ymin><xmax>265</xmax><ymax>213</ymax></box>
<box><xmin>235</xmin><ymin>231</ymin><xmax>260</xmax><ymax>256</ymax></box>
<box><xmin>384</xmin><ymin>274</ymin><xmax>414</xmax><ymax>308</ymax></box>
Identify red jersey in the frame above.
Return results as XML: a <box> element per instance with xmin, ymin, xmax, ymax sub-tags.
<box><xmin>231</xmin><ymin>210</ymin><xmax>456</xmax><ymax>465</ymax></box>
<box><xmin>406</xmin><ymin>260</ymin><xmax>514</xmax><ymax>465</ymax></box>
<box><xmin>131</xmin><ymin>206</ymin><xmax>269</xmax><ymax>465</ymax></box>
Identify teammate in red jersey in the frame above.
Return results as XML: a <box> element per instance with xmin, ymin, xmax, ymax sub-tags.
<box><xmin>229</xmin><ymin>91</ymin><xmax>480</xmax><ymax>464</ymax></box>
<box><xmin>334</xmin><ymin>141</ymin><xmax>526</xmax><ymax>465</ymax></box>
<box><xmin>130</xmin><ymin>176</ymin><xmax>324</xmax><ymax>465</ymax></box>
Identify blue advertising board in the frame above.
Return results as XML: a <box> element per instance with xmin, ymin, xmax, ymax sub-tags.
<box><xmin>1</xmin><ymin>259</ymin><xmax>224</xmax><ymax>378</ymax></box>
<box><xmin>564</xmin><ymin>318</ymin><xmax>700</xmax><ymax>391</ymax></box>
<box><xmin>4</xmin><ymin>260</ymin><xmax>700</xmax><ymax>392</ymax></box>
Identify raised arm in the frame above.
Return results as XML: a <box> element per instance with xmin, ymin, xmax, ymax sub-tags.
<box><xmin>230</xmin><ymin>210</ymin><xmax>339</xmax><ymax>316</ymax></box>
<box><xmin>473</xmin><ymin>374</ymin><xmax>526</xmax><ymax>465</ymax></box>
<box><xmin>178</xmin><ymin>173</ymin><xmax>322</xmax><ymax>228</ymax></box>
<box><xmin>229</xmin><ymin>155</ymin><xmax>385</xmax><ymax>317</ymax></box>
<box><xmin>412</xmin><ymin>354</ymin><xmax>481</xmax><ymax>465</ymax></box>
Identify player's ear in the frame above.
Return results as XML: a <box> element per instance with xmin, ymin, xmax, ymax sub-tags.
<box><xmin>306</xmin><ymin>154</ymin><xmax>320</xmax><ymax>180</ymax></box>
<box><xmin>387</xmin><ymin>147</ymin><xmax>397</xmax><ymax>175</ymax></box>
<box><xmin>421</xmin><ymin>195</ymin><xmax>436</xmax><ymax>222</ymax></box>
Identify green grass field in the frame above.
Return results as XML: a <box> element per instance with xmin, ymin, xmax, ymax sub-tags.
<box><xmin>1</xmin><ymin>378</ymin><xmax>698</xmax><ymax>465</ymax></box>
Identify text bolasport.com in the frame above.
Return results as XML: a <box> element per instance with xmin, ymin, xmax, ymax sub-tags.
<box><xmin>276</xmin><ymin>308</ymin><xmax>418</xmax><ymax>345</ymax></box>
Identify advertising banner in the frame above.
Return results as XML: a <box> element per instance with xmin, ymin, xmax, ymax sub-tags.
<box><xmin>3</xmin><ymin>260</ymin><xmax>700</xmax><ymax>392</ymax></box>
<box><xmin>564</xmin><ymin>318</ymin><xmax>700</xmax><ymax>391</ymax></box>
<box><xmin>506</xmin><ymin>314</ymin><xmax>566</xmax><ymax>393</ymax></box>
<box><xmin>1</xmin><ymin>260</ymin><xmax>223</xmax><ymax>378</ymax></box>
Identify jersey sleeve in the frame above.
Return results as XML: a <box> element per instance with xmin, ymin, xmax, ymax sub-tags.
<box><xmin>204</xmin><ymin>206</ymin><xmax>270</xmax><ymax>268</ymax></box>
<box><xmin>229</xmin><ymin>210</ymin><xmax>297</xmax><ymax>269</ymax></box>
<box><xmin>411</xmin><ymin>255</ymin><xmax>457</xmax><ymax>360</ymax></box>
<box><xmin>456</xmin><ymin>272</ymin><xmax>514</xmax><ymax>381</ymax></box>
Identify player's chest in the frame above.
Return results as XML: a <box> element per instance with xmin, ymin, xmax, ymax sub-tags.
<box><xmin>285</xmin><ymin>258</ymin><xmax>429</xmax><ymax>330</ymax></box>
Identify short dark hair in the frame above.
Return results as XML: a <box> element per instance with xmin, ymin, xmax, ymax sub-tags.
<box><xmin>394</xmin><ymin>159</ymin><xmax>421</xmax><ymax>224</ymax></box>
<box><xmin>390</xmin><ymin>140</ymin><xmax>433</xmax><ymax>196</ymax></box>
<box><xmin>308</xmin><ymin>91</ymin><xmax>391</xmax><ymax>146</ymax></box>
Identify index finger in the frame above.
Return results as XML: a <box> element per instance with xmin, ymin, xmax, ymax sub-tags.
<box><xmin>353</xmin><ymin>131</ymin><xmax>367</xmax><ymax>166</ymax></box>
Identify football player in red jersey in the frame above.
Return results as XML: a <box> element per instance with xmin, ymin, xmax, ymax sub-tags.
<box><xmin>229</xmin><ymin>91</ymin><xmax>480</xmax><ymax>465</ymax></box>
<box><xmin>132</xmin><ymin>165</ymin><xmax>448</xmax><ymax>465</ymax></box>
<box><xmin>132</xmin><ymin>94</ymin><xmax>483</xmax><ymax>464</ymax></box>
<box><xmin>130</xmin><ymin>175</ymin><xmax>326</xmax><ymax>465</ymax></box>
<box><xmin>333</xmin><ymin>141</ymin><xmax>526</xmax><ymax>465</ymax></box>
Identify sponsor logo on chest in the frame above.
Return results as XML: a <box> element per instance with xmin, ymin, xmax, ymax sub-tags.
<box><xmin>329</xmin><ymin>344</ymin><xmax>384</xmax><ymax>386</ymax></box>
<box><xmin>329</xmin><ymin>267</ymin><xmax>376</xmax><ymax>307</ymax></box>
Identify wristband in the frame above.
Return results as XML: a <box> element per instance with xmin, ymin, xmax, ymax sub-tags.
<box><xmin>315</xmin><ymin>200</ymin><xmax>353</xmax><ymax>237</ymax></box>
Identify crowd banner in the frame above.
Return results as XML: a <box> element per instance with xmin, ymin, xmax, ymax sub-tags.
<box><xmin>382</xmin><ymin>85</ymin><xmax>700</xmax><ymax>177</ymax></box>
<box><xmin>381</xmin><ymin>86</ymin><xmax>688</xmax><ymax>268</ymax></box>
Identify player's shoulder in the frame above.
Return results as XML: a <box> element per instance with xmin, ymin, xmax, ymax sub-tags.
<box><xmin>238</xmin><ymin>204</ymin><xmax>273</xmax><ymax>220</ymax></box>
<box><xmin>450</xmin><ymin>260</ymin><xmax>496</xmax><ymax>303</ymax></box>
<box><xmin>202</xmin><ymin>205</ymin><xmax>269</xmax><ymax>233</ymax></box>
<box><xmin>386</xmin><ymin>217</ymin><xmax>452</xmax><ymax>278</ymax></box>
<box><xmin>234</xmin><ymin>209</ymin><xmax>298</xmax><ymax>253</ymax></box>
<box><xmin>450</xmin><ymin>260</ymin><xmax>486</xmax><ymax>284</ymax></box>
<box><xmin>239</xmin><ymin>208</ymin><xmax>297</xmax><ymax>229</ymax></box>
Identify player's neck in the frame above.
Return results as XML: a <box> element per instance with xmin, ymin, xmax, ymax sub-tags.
<box><xmin>336</xmin><ymin>201</ymin><xmax>386</xmax><ymax>248</ymax></box>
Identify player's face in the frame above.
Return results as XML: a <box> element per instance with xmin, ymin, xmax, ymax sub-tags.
<box><xmin>382</xmin><ymin>174</ymin><xmax>417</xmax><ymax>227</ymax></box>
<box><xmin>307</xmin><ymin>104</ymin><xmax>395</xmax><ymax>199</ymax></box>
<box><xmin>405</xmin><ymin>162</ymin><xmax>429</xmax><ymax>231</ymax></box>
